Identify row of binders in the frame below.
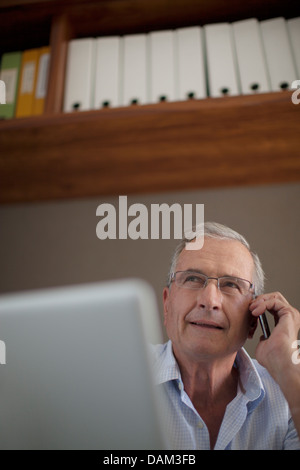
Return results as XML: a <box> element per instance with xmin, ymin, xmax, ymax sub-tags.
<box><xmin>64</xmin><ymin>17</ymin><xmax>300</xmax><ymax>112</ymax></box>
<box><xmin>0</xmin><ymin>46</ymin><xmax>50</xmax><ymax>119</ymax></box>
<box><xmin>0</xmin><ymin>16</ymin><xmax>299</xmax><ymax>119</ymax></box>
<box><xmin>63</xmin><ymin>16</ymin><xmax>300</xmax><ymax>112</ymax></box>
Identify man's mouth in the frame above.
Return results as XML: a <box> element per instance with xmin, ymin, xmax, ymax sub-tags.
<box><xmin>190</xmin><ymin>321</ymin><xmax>223</xmax><ymax>330</ymax></box>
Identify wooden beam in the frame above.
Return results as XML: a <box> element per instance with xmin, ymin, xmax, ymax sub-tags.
<box><xmin>0</xmin><ymin>92</ymin><xmax>299</xmax><ymax>203</ymax></box>
<box><xmin>45</xmin><ymin>14</ymin><xmax>73</xmax><ymax>114</ymax></box>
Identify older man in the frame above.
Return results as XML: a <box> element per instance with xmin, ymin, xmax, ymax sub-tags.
<box><xmin>153</xmin><ymin>222</ymin><xmax>300</xmax><ymax>449</ymax></box>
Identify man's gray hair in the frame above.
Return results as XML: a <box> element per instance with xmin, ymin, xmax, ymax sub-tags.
<box><xmin>167</xmin><ymin>221</ymin><xmax>265</xmax><ymax>295</ymax></box>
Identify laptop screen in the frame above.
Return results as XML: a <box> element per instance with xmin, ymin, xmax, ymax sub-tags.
<box><xmin>0</xmin><ymin>279</ymin><xmax>166</xmax><ymax>450</ymax></box>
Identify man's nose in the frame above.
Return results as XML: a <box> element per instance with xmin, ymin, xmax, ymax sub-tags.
<box><xmin>196</xmin><ymin>279</ymin><xmax>222</xmax><ymax>310</ymax></box>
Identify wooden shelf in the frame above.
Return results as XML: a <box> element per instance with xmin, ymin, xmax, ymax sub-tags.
<box><xmin>1</xmin><ymin>1</ymin><xmax>300</xmax><ymax>203</ymax></box>
<box><xmin>1</xmin><ymin>92</ymin><xmax>299</xmax><ymax>204</ymax></box>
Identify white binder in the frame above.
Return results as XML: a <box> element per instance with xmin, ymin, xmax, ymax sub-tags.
<box><xmin>175</xmin><ymin>26</ymin><xmax>206</xmax><ymax>100</ymax></box>
<box><xmin>122</xmin><ymin>33</ymin><xmax>148</xmax><ymax>106</ymax></box>
<box><xmin>94</xmin><ymin>36</ymin><xmax>121</xmax><ymax>109</ymax></box>
<box><xmin>287</xmin><ymin>17</ymin><xmax>300</xmax><ymax>77</ymax></box>
<box><xmin>204</xmin><ymin>22</ymin><xmax>240</xmax><ymax>97</ymax></box>
<box><xmin>232</xmin><ymin>18</ymin><xmax>270</xmax><ymax>94</ymax></box>
<box><xmin>260</xmin><ymin>17</ymin><xmax>296</xmax><ymax>91</ymax></box>
<box><xmin>149</xmin><ymin>30</ymin><xmax>177</xmax><ymax>103</ymax></box>
<box><xmin>63</xmin><ymin>38</ymin><xmax>96</xmax><ymax>112</ymax></box>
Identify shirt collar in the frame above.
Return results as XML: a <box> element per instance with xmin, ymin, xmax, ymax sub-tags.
<box><xmin>154</xmin><ymin>340</ymin><xmax>265</xmax><ymax>405</ymax></box>
<box><xmin>153</xmin><ymin>340</ymin><xmax>181</xmax><ymax>385</ymax></box>
<box><xmin>235</xmin><ymin>347</ymin><xmax>265</xmax><ymax>406</ymax></box>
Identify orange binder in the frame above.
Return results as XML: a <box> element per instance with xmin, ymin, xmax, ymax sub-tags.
<box><xmin>15</xmin><ymin>48</ymin><xmax>39</xmax><ymax>117</ymax></box>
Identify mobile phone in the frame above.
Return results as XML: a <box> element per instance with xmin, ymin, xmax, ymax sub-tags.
<box><xmin>259</xmin><ymin>312</ymin><xmax>271</xmax><ymax>339</ymax></box>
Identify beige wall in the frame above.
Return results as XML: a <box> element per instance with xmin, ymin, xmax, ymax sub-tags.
<box><xmin>1</xmin><ymin>182</ymin><xmax>299</xmax><ymax>357</ymax></box>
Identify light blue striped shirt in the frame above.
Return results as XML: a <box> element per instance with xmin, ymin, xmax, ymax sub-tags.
<box><xmin>152</xmin><ymin>341</ymin><xmax>300</xmax><ymax>450</ymax></box>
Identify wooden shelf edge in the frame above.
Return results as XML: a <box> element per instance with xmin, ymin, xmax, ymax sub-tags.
<box><xmin>0</xmin><ymin>92</ymin><xmax>300</xmax><ymax>204</ymax></box>
<box><xmin>0</xmin><ymin>91</ymin><xmax>295</xmax><ymax>128</ymax></box>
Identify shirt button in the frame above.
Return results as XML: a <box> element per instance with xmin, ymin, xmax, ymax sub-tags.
<box><xmin>178</xmin><ymin>381</ymin><xmax>182</xmax><ymax>391</ymax></box>
<box><xmin>197</xmin><ymin>421</ymin><xmax>204</xmax><ymax>429</ymax></box>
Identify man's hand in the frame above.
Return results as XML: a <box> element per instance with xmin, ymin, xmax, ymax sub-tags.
<box><xmin>249</xmin><ymin>292</ymin><xmax>300</xmax><ymax>375</ymax></box>
<box><xmin>249</xmin><ymin>292</ymin><xmax>300</xmax><ymax>438</ymax></box>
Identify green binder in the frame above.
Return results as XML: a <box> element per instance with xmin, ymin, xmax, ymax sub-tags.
<box><xmin>0</xmin><ymin>51</ymin><xmax>22</xmax><ymax>119</ymax></box>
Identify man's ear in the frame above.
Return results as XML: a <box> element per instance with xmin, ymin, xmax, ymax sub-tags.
<box><xmin>162</xmin><ymin>287</ymin><xmax>170</xmax><ymax>326</ymax></box>
<box><xmin>248</xmin><ymin>315</ymin><xmax>258</xmax><ymax>339</ymax></box>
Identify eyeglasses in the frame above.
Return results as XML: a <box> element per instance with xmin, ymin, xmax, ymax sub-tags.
<box><xmin>170</xmin><ymin>270</ymin><xmax>254</xmax><ymax>297</ymax></box>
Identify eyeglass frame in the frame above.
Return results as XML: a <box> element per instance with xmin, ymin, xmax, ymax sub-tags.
<box><xmin>169</xmin><ymin>270</ymin><xmax>255</xmax><ymax>296</ymax></box>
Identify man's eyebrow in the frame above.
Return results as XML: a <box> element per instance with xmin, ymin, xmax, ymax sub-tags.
<box><xmin>184</xmin><ymin>268</ymin><xmax>242</xmax><ymax>279</ymax></box>
<box><xmin>183</xmin><ymin>268</ymin><xmax>206</xmax><ymax>275</ymax></box>
<box><xmin>182</xmin><ymin>268</ymin><xmax>203</xmax><ymax>273</ymax></box>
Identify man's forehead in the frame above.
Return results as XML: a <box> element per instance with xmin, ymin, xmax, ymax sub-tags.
<box><xmin>177</xmin><ymin>237</ymin><xmax>254</xmax><ymax>276</ymax></box>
